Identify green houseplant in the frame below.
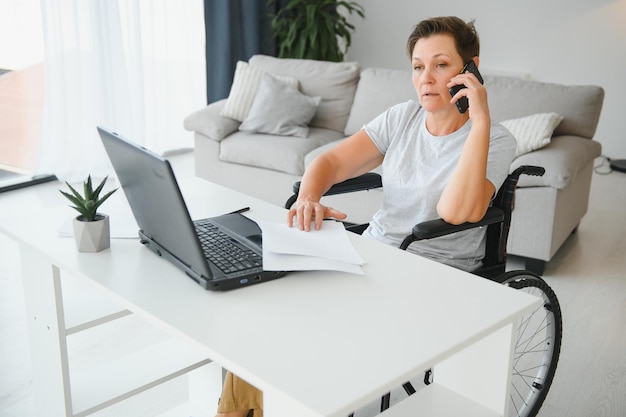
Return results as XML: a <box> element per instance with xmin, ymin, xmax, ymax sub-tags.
<box><xmin>270</xmin><ymin>0</ymin><xmax>365</xmax><ymax>62</ymax></box>
<box><xmin>60</xmin><ymin>175</ymin><xmax>118</xmax><ymax>252</ymax></box>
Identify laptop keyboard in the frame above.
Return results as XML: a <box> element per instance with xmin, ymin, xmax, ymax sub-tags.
<box><xmin>194</xmin><ymin>219</ymin><xmax>262</xmax><ymax>274</ymax></box>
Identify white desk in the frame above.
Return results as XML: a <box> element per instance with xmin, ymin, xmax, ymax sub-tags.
<box><xmin>0</xmin><ymin>178</ymin><xmax>541</xmax><ymax>417</ymax></box>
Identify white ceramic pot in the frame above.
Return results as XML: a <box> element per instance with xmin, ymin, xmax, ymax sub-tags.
<box><xmin>72</xmin><ymin>214</ymin><xmax>111</xmax><ymax>252</ymax></box>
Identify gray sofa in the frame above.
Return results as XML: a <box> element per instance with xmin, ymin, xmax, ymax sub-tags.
<box><xmin>184</xmin><ymin>55</ymin><xmax>604</xmax><ymax>273</ymax></box>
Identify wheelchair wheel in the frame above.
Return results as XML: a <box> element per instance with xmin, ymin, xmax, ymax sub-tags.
<box><xmin>500</xmin><ymin>270</ymin><xmax>562</xmax><ymax>417</ymax></box>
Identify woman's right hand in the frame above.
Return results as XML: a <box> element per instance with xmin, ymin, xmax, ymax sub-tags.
<box><xmin>286</xmin><ymin>199</ymin><xmax>347</xmax><ymax>231</ymax></box>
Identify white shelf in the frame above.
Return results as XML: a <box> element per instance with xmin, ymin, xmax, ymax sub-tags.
<box><xmin>58</xmin><ymin>266</ymin><xmax>214</xmax><ymax>417</ymax></box>
<box><xmin>70</xmin><ymin>338</ymin><xmax>211</xmax><ymax>417</ymax></box>
<box><xmin>61</xmin><ymin>269</ymin><xmax>132</xmax><ymax>334</ymax></box>
<box><xmin>155</xmin><ymin>402</ymin><xmax>212</xmax><ymax>417</ymax></box>
<box><xmin>379</xmin><ymin>383</ymin><xmax>501</xmax><ymax>417</ymax></box>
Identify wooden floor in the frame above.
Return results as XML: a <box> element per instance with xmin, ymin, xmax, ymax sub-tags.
<box><xmin>0</xmin><ymin>153</ymin><xmax>625</xmax><ymax>417</ymax></box>
<box><xmin>0</xmin><ymin>63</ymin><xmax>44</xmax><ymax>174</ymax></box>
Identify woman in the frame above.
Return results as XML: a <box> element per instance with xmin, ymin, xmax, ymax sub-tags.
<box><xmin>216</xmin><ymin>16</ymin><xmax>517</xmax><ymax>417</ymax></box>
<box><xmin>287</xmin><ymin>15</ymin><xmax>516</xmax><ymax>272</ymax></box>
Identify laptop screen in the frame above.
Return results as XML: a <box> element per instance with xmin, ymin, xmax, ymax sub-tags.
<box><xmin>98</xmin><ymin>126</ymin><xmax>214</xmax><ymax>281</ymax></box>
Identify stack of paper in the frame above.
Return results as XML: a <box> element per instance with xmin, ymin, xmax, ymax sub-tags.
<box><xmin>258</xmin><ymin>220</ymin><xmax>366</xmax><ymax>274</ymax></box>
<box><xmin>56</xmin><ymin>202</ymin><xmax>139</xmax><ymax>239</ymax></box>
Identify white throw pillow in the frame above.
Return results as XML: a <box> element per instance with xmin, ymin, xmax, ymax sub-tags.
<box><xmin>239</xmin><ymin>73</ymin><xmax>321</xmax><ymax>138</ymax></box>
<box><xmin>501</xmin><ymin>112</ymin><xmax>564</xmax><ymax>158</ymax></box>
<box><xmin>220</xmin><ymin>61</ymin><xmax>299</xmax><ymax>122</ymax></box>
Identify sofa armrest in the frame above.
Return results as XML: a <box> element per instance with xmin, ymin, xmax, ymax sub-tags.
<box><xmin>183</xmin><ymin>99</ymin><xmax>240</xmax><ymax>141</ymax></box>
<box><xmin>513</xmin><ymin>135</ymin><xmax>601</xmax><ymax>189</ymax></box>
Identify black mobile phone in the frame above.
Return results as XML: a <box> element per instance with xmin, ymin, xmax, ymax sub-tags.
<box><xmin>449</xmin><ymin>60</ymin><xmax>484</xmax><ymax>114</ymax></box>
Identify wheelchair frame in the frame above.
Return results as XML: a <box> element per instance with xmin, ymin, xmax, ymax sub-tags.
<box><xmin>286</xmin><ymin>166</ymin><xmax>563</xmax><ymax>417</ymax></box>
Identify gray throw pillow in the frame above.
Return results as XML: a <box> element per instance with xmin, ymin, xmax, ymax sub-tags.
<box><xmin>239</xmin><ymin>74</ymin><xmax>321</xmax><ymax>138</ymax></box>
<box><xmin>220</xmin><ymin>61</ymin><xmax>299</xmax><ymax>122</ymax></box>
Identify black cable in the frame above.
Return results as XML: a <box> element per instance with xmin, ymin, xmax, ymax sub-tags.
<box><xmin>594</xmin><ymin>155</ymin><xmax>613</xmax><ymax>175</ymax></box>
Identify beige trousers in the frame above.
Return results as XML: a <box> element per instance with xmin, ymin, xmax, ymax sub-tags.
<box><xmin>217</xmin><ymin>371</ymin><xmax>263</xmax><ymax>417</ymax></box>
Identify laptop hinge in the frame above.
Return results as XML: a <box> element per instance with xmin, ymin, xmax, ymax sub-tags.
<box><xmin>139</xmin><ymin>230</ymin><xmax>211</xmax><ymax>289</ymax></box>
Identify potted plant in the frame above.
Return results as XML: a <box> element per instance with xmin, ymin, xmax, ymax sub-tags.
<box><xmin>60</xmin><ymin>175</ymin><xmax>118</xmax><ymax>252</ymax></box>
<box><xmin>270</xmin><ymin>0</ymin><xmax>365</xmax><ymax>62</ymax></box>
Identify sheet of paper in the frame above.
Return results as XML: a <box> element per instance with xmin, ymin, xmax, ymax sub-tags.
<box><xmin>258</xmin><ymin>220</ymin><xmax>365</xmax><ymax>274</ymax></box>
<box><xmin>57</xmin><ymin>215</ymin><xmax>139</xmax><ymax>239</ymax></box>
<box><xmin>57</xmin><ymin>198</ymin><xmax>139</xmax><ymax>239</ymax></box>
<box><xmin>263</xmin><ymin>251</ymin><xmax>365</xmax><ymax>275</ymax></box>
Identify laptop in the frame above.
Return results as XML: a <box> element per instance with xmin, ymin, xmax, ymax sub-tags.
<box><xmin>97</xmin><ymin>126</ymin><xmax>286</xmax><ymax>291</ymax></box>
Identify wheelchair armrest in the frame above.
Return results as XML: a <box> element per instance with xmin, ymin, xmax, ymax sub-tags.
<box><xmin>325</xmin><ymin>172</ymin><xmax>382</xmax><ymax>196</ymax></box>
<box><xmin>400</xmin><ymin>207</ymin><xmax>504</xmax><ymax>249</ymax></box>
<box><xmin>292</xmin><ymin>172</ymin><xmax>382</xmax><ymax>196</ymax></box>
<box><xmin>285</xmin><ymin>173</ymin><xmax>382</xmax><ymax>208</ymax></box>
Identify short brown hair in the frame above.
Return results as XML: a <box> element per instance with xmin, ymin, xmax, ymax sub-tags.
<box><xmin>406</xmin><ymin>16</ymin><xmax>480</xmax><ymax>64</ymax></box>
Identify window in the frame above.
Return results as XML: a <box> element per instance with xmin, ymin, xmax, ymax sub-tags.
<box><xmin>0</xmin><ymin>0</ymin><xmax>55</xmax><ymax>192</ymax></box>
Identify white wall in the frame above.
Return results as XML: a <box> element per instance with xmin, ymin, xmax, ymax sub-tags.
<box><xmin>346</xmin><ymin>0</ymin><xmax>625</xmax><ymax>158</ymax></box>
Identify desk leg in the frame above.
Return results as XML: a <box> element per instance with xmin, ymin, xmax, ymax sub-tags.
<box><xmin>435</xmin><ymin>323</ymin><xmax>514</xmax><ymax>416</ymax></box>
<box><xmin>20</xmin><ymin>246</ymin><xmax>73</xmax><ymax>417</ymax></box>
<box><xmin>187</xmin><ymin>361</ymin><xmax>224</xmax><ymax>412</ymax></box>
<box><xmin>264</xmin><ymin>386</ymin><xmax>321</xmax><ymax>417</ymax></box>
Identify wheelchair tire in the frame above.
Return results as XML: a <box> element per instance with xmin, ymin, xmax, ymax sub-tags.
<box><xmin>501</xmin><ymin>270</ymin><xmax>562</xmax><ymax>417</ymax></box>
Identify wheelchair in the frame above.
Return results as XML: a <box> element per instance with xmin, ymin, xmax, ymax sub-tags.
<box><xmin>286</xmin><ymin>165</ymin><xmax>563</xmax><ymax>417</ymax></box>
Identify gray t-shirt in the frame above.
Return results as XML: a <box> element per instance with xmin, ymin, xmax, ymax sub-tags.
<box><xmin>362</xmin><ymin>100</ymin><xmax>517</xmax><ymax>271</ymax></box>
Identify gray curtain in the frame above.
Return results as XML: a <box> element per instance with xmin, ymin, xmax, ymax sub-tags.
<box><xmin>204</xmin><ymin>0</ymin><xmax>283</xmax><ymax>103</ymax></box>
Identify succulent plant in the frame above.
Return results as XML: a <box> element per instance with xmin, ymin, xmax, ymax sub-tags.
<box><xmin>59</xmin><ymin>175</ymin><xmax>118</xmax><ymax>222</ymax></box>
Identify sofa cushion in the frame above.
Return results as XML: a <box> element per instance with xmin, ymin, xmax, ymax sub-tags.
<box><xmin>304</xmin><ymin>138</ymin><xmax>345</xmax><ymax>167</ymax></box>
<box><xmin>485</xmin><ymin>75</ymin><xmax>604</xmax><ymax>139</ymax></box>
<box><xmin>239</xmin><ymin>74</ymin><xmax>321</xmax><ymax>138</ymax></box>
<box><xmin>183</xmin><ymin>99</ymin><xmax>240</xmax><ymax>141</ymax></box>
<box><xmin>513</xmin><ymin>135</ymin><xmax>602</xmax><ymax>189</ymax></box>
<box><xmin>501</xmin><ymin>112</ymin><xmax>564</xmax><ymax>157</ymax></box>
<box><xmin>344</xmin><ymin>67</ymin><xmax>415</xmax><ymax>136</ymax></box>
<box><xmin>219</xmin><ymin>127</ymin><xmax>345</xmax><ymax>175</ymax></box>
<box><xmin>248</xmin><ymin>55</ymin><xmax>360</xmax><ymax>133</ymax></box>
<box><xmin>220</xmin><ymin>61</ymin><xmax>299</xmax><ymax>122</ymax></box>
